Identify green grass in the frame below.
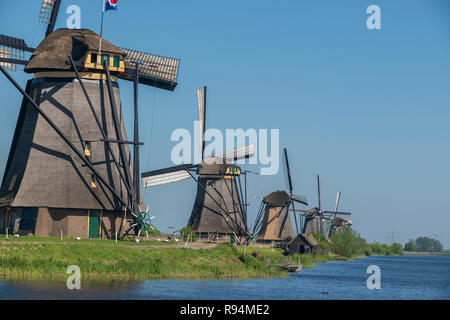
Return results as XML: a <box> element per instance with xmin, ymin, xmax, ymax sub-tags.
<box><xmin>0</xmin><ymin>242</ymin><xmax>285</xmax><ymax>280</ymax></box>
<box><xmin>0</xmin><ymin>235</ymin><xmax>179</xmax><ymax>246</ymax></box>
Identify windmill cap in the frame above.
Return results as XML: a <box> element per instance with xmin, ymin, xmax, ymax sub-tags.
<box><xmin>25</xmin><ymin>29</ymin><xmax>126</xmax><ymax>73</ymax></box>
<box><xmin>263</xmin><ymin>190</ymin><xmax>291</xmax><ymax>206</ymax></box>
<box><xmin>198</xmin><ymin>163</ymin><xmax>241</xmax><ymax>176</ymax></box>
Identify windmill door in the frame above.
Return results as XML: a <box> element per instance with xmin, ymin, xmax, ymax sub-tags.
<box><xmin>89</xmin><ymin>210</ymin><xmax>101</xmax><ymax>239</ymax></box>
<box><xmin>19</xmin><ymin>208</ymin><xmax>38</xmax><ymax>233</ymax></box>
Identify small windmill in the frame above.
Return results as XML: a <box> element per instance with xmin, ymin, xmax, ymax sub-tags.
<box><xmin>328</xmin><ymin>192</ymin><xmax>352</xmax><ymax>237</ymax></box>
<box><xmin>252</xmin><ymin>148</ymin><xmax>308</xmax><ymax>242</ymax></box>
<box><xmin>141</xmin><ymin>87</ymin><xmax>254</xmax><ymax>242</ymax></box>
<box><xmin>0</xmin><ymin>1</ymin><xmax>180</xmax><ymax>238</ymax></box>
<box><xmin>293</xmin><ymin>175</ymin><xmax>351</xmax><ymax>236</ymax></box>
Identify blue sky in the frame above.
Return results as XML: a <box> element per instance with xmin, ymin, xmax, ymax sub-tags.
<box><xmin>1</xmin><ymin>0</ymin><xmax>449</xmax><ymax>247</ymax></box>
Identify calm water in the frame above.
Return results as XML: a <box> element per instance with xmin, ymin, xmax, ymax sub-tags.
<box><xmin>0</xmin><ymin>255</ymin><xmax>449</xmax><ymax>300</ymax></box>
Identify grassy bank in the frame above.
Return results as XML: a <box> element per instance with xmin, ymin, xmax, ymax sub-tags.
<box><xmin>0</xmin><ymin>229</ymin><xmax>407</xmax><ymax>280</ymax></box>
<box><xmin>0</xmin><ymin>242</ymin><xmax>288</xmax><ymax>280</ymax></box>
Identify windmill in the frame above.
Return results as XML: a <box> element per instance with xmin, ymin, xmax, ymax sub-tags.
<box><xmin>328</xmin><ymin>192</ymin><xmax>352</xmax><ymax>237</ymax></box>
<box><xmin>293</xmin><ymin>175</ymin><xmax>352</xmax><ymax>236</ymax></box>
<box><xmin>0</xmin><ymin>2</ymin><xmax>180</xmax><ymax>239</ymax></box>
<box><xmin>252</xmin><ymin>148</ymin><xmax>308</xmax><ymax>243</ymax></box>
<box><xmin>141</xmin><ymin>86</ymin><xmax>254</xmax><ymax>243</ymax></box>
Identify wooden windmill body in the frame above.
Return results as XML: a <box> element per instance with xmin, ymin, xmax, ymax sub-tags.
<box><xmin>0</xmin><ymin>3</ymin><xmax>180</xmax><ymax>238</ymax></box>
<box><xmin>256</xmin><ymin>191</ymin><xmax>295</xmax><ymax>242</ymax></box>
<box><xmin>252</xmin><ymin>149</ymin><xmax>308</xmax><ymax>243</ymax></box>
<box><xmin>188</xmin><ymin>163</ymin><xmax>246</xmax><ymax>234</ymax></box>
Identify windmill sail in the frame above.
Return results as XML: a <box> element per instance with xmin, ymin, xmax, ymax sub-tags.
<box><xmin>141</xmin><ymin>164</ymin><xmax>198</xmax><ymax>187</ymax></box>
<box><xmin>197</xmin><ymin>86</ymin><xmax>206</xmax><ymax>160</ymax></box>
<box><xmin>120</xmin><ymin>48</ymin><xmax>180</xmax><ymax>90</ymax></box>
<box><xmin>335</xmin><ymin>192</ymin><xmax>341</xmax><ymax>211</ymax></box>
<box><xmin>0</xmin><ymin>35</ymin><xmax>34</xmax><ymax>69</ymax></box>
<box><xmin>204</xmin><ymin>145</ymin><xmax>255</xmax><ymax>164</ymax></box>
<box><xmin>39</xmin><ymin>0</ymin><xmax>62</xmax><ymax>37</ymax></box>
<box><xmin>292</xmin><ymin>194</ymin><xmax>308</xmax><ymax>205</ymax></box>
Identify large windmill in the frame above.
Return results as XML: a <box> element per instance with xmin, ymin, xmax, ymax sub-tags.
<box><xmin>252</xmin><ymin>148</ymin><xmax>308</xmax><ymax>242</ymax></box>
<box><xmin>141</xmin><ymin>86</ymin><xmax>254</xmax><ymax>243</ymax></box>
<box><xmin>293</xmin><ymin>175</ymin><xmax>352</xmax><ymax>236</ymax></box>
<box><xmin>0</xmin><ymin>1</ymin><xmax>180</xmax><ymax>239</ymax></box>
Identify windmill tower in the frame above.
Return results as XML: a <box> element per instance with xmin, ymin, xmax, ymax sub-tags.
<box><xmin>141</xmin><ymin>86</ymin><xmax>254</xmax><ymax>242</ymax></box>
<box><xmin>0</xmin><ymin>2</ymin><xmax>180</xmax><ymax>238</ymax></box>
<box><xmin>294</xmin><ymin>175</ymin><xmax>352</xmax><ymax>236</ymax></box>
<box><xmin>252</xmin><ymin>149</ymin><xmax>308</xmax><ymax>242</ymax></box>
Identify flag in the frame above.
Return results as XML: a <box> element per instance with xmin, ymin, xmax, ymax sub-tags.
<box><xmin>105</xmin><ymin>0</ymin><xmax>119</xmax><ymax>11</ymax></box>
<box><xmin>99</xmin><ymin>0</ymin><xmax>119</xmax><ymax>53</ymax></box>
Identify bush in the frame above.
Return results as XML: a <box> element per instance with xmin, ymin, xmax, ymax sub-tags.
<box><xmin>330</xmin><ymin>227</ymin><xmax>365</xmax><ymax>258</ymax></box>
<box><xmin>390</xmin><ymin>243</ymin><xmax>404</xmax><ymax>255</ymax></box>
<box><xmin>366</xmin><ymin>242</ymin><xmax>403</xmax><ymax>256</ymax></box>
<box><xmin>313</xmin><ymin>233</ymin><xmax>332</xmax><ymax>251</ymax></box>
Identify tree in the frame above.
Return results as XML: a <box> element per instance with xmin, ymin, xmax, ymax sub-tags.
<box><xmin>415</xmin><ymin>236</ymin><xmax>443</xmax><ymax>252</ymax></box>
<box><xmin>404</xmin><ymin>239</ymin><xmax>416</xmax><ymax>252</ymax></box>
<box><xmin>390</xmin><ymin>243</ymin><xmax>403</xmax><ymax>255</ymax></box>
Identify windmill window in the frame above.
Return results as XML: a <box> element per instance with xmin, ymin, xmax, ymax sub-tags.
<box><xmin>91</xmin><ymin>174</ymin><xmax>98</xmax><ymax>188</ymax></box>
<box><xmin>101</xmin><ymin>54</ymin><xmax>110</xmax><ymax>66</ymax></box>
<box><xmin>91</xmin><ymin>53</ymin><xmax>98</xmax><ymax>64</ymax></box>
<box><xmin>113</xmin><ymin>55</ymin><xmax>120</xmax><ymax>67</ymax></box>
<box><xmin>84</xmin><ymin>141</ymin><xmax>92</xmax><ymax>157</ymax></box>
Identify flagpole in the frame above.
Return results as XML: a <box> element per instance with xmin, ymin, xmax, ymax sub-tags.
<box><xmin>99</xmin><ymin>0</ymin><xmax>106</xmax><ymax>54</ymax></box>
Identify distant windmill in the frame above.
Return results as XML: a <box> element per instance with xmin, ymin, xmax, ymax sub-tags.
<box><xmin>141</xmin><ymin>87</ymin><xmax>254</xmax><ymax>243</ymax></box>
<box><xmin>252</xmin><ymin>148</ymin><xmax>308</xmax><ymax>243</ymax></box>
<box><xmin>293</xmin><ymin>175</ymin><xmax>352</xmax><ymax>236</ymax></box>
<box><xmin>0</xmin><ymin>1</ymin><xmax>180</xmax><ymax>239</ymax></box>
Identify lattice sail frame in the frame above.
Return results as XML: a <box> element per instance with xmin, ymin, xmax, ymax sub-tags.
<box><xmin>121</xmin><ymin>48</ymin><xmax>180</xmax><ymax>83</ymax></box>
<box><xmin>39</xmin><ymin>0</ymin><xmax>56</xmax><ymax>24</ymax></box>
<box><xmin>142</xmin><ymin>170</ymin><xmax>191</xmax><ymax>188</ymax></box>
<box><xmin>0</xmin><ymin>48</ymin><xmax>15</xmax><ymax>71</ymax></box>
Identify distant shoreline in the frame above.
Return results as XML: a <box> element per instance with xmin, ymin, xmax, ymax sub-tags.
<box><xmin>403</xmin><ymin>251</ymin><xmax>450</xmax><ymax>256</ymax></box>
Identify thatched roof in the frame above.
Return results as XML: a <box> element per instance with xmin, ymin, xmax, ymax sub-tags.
<box><xmin>289</xmin><ymin>234</ymin><xmax>319</xmax><ymax>247</ymax></box>
<box><xmin>263</xmin><ymin>191</ymin><xmax>291</xmax><ymax>206</ymax></box>
<box><xmin>25</xmin><ymin>29</ymin><xmax>125</xmax><ymax>73</ymax></box>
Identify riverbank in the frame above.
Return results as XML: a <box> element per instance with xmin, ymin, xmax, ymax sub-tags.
<box><xmin>0</xmin><ymin>237</ymin><xmax>348</xmax><ymax>280</ymax></box>
<box><xmin>0</xmin><ymin>240</ymin><xmax>290</xmax><ymax>280</ymax></box>
<box><xmin>0</xmin><ymin>235</ymin><xmax>403</xmax><ymax>280</ymax></box>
